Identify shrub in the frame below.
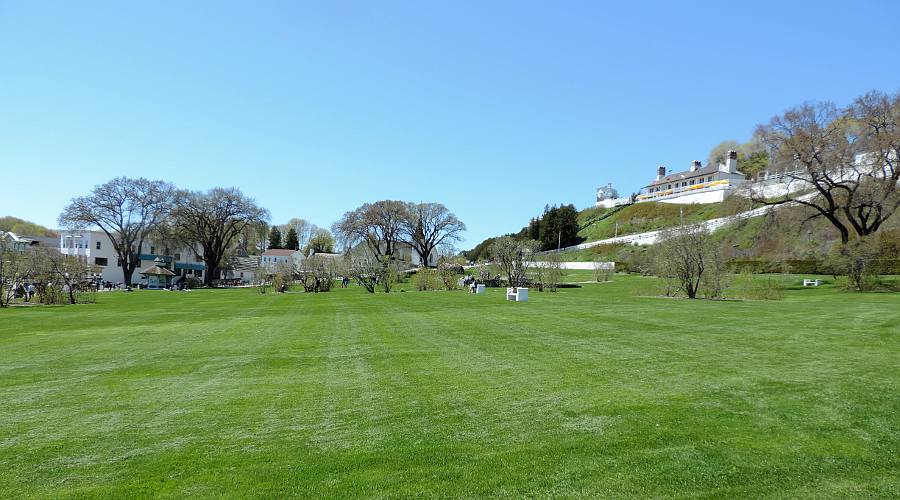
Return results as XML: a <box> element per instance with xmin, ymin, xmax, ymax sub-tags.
<box><xmin>825</xmin><ymin>238</ymin><xmax>881</xmax><ymax>291</ymax></box>
<box><xmin>437</xmin><ymin>262</ymin><xmax>460</xmax><ymax>290</ymax></box>
<box><xmin>413</xmin><ymin>269</ymin><xmax>439</xmax><ymax>291</ymax></box>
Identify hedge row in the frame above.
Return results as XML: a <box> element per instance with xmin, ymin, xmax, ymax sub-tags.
<box><xmin>728</xmin><ymin>259</ymin><xmax>900</xmax><ymax>275</ymax></box>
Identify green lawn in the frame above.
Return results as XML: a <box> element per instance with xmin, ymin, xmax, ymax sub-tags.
<box><xmin>1</xmin><ymin>278</ymin><xmax>898</xmax><ymax>498</ymax></box>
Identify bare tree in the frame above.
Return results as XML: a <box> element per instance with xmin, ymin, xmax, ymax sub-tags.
<box><xmin>298</xmin><ymin>254</ymin><xmax>338</xmax><ymax>292</ymax></box>
<box><xmin>490</xmin><ymin>237</ymin><xmax>538</xmax><ymax>287</ymax></box>
<box><xmin>753</xmin><ymin>92</ymin><xmax>900</xmax><ymax>243</ymax></box>
<box><xmin>235</xmin><ymin>221</ymin><xmax>268</xmax><ymax>257</ymax></box>
<box><xmin>437</xmin><ymin>256</ymin><xmax>464</xmax><ymax>290</ymax></box>
<box><xmin>652</xmin><ymin>224</ymin><xmax>724</xmax><ymax>299</ymax></box>
<box><xmin>272</xmin><ymin>262</ymin><xmax>295</xmax><ymax>293</ymax></box>
<box><xmin>825</xmin><ymin>236</ymin><xmax>882</xmax><ymax>291</ymax></box>
<box><xmin>332</xmin><ymin>200</ymin><xmax>407</xmax><ymax>260</ymax></box>
<box><xmin>345</xmin><ymin>255</ymin><xmax>380</xmax><ymax>293</ymax></box>
<box><xmin>169</xmin><ymin>187</ymin><xmax>269</xmax><ymax>286</ymax></box>
<box><xmin>401</xmin><ymin>202</ymin><xmax>466</xmax><ymax>268</ymax></box>
<box><xmin>592</xmin><ymin>259</ymin><xmax>612</xmax><ymax>283</ymax></box>
<box><xmin>544</xmin><ymin>252</ymin><xmax>566</xmax><ymax>292</ymax></box>
<box><xmin>41</xmin><ymin>248</ymin><xmax>99</xmax><ymax>304</ymax></box>
<box><xmin>282</xmin><ymin>218</ymin><xmax>318</xmax><ymax>251</ymax></box>
<box><xmin>59</xmin><ymin>177</ymin><xmax>175</xmax><ymax>285</ymax></box>
<box><xmin>0</xmin><ymin>247</ymin><xmax>24</xmax><ymax>307</ymax></box>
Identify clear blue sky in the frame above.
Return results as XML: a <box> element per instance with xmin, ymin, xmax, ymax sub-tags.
<box><xmin>2</xmin><ymin>1</ymin><xmax>899</xmax><ymax>247</ymax></box>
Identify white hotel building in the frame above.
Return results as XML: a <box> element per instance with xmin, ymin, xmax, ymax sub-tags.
<box><xmin>636</xmin><ymin>150</ymin><xmax>747</xmax><ymax>204</ymax></box>
<box><xmin>59</xmin><ymin>230</ymin><xmax>206</xmax><ymax>285</ymax></box>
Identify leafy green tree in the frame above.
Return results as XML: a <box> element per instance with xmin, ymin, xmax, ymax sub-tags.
<box><xmin>538</xmin><ymin>204</ymin><xmax>580</xmax><ymax>251</ymax></box>
<box><xmin>307</xmin><ymin>229</ymin><xmax>335</xmax><ymax>255</ymax></box>
<box><xmin>284</xmin><ymin>227</ymin><xmax>300</xmax><ymax>250</ymax></box>
<box><xmin>267</xmin><ymin>226</ymin><xmax>283</xmax><ymax>250</ymax></box>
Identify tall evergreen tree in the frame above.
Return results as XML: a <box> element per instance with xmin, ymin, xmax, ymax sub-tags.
<box><xmin>538</xmin><ymin>204</ymin><xmax>580</xmax><ymax>251</ymax></box>
<box><xmin>267</xmin><ymin>226</ymin><xmax>283</xmax><ymax>249</ymax></box>
<box><xmin>284</xmin><ymin>227</ymin><xmax>300</xmax><ymax>250</ymax></box>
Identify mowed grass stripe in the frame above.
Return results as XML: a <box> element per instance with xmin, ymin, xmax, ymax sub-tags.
<box><xmin>0</xmin><ymin>278</ymin><xmax>897</xmax><ymax>497</ymax></box>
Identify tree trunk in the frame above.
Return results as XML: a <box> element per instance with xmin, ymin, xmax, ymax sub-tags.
<box><xmin>123</xmin><ymin>268</ymin><xmax>134</xmax><ymax>288</ymax></box>
<box><xmin>205</xmin><ymin>264</ymin><xmax>217</xmax><ymax>287</ymax></box>
<box><xmin>417</xmin><ymin>246</ymin><xmax>431</xmax><ymax>268</ymax></box>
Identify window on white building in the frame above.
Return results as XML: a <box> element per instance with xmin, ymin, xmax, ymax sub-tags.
<box><xmin>95</xmin><ymin>257</ymin><xmax>108</xmax><ymax>266</ymax></box>
<box><xmin>96</xmin><ymin>241</ymin><xmax>101</xmax><ymax>250</ymax></box>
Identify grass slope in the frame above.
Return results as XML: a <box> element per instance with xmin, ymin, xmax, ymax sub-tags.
<box><xmin>577</xmin><ymin>202</ymin><xmax>740</xmax><ymax>243</ymax></box>
<box><xmin>1</xmin><ymin>280</ymin><xmax>898</xmax><ymax>497</ymax></box>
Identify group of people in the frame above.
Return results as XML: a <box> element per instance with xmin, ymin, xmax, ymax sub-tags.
<box><xmin>462</xmin><ymin>275</ymin><xmax>480</xmax><ymax>294</ymax></box>
<box><xmin>340</xmin><ymin>276</ymin><xmax>350</xmax><ymax>288</ymax></box>
<box><xmin>14</xmin><ymin>283</ymin><xmax>38</xmax><ymax>301</ymax></box>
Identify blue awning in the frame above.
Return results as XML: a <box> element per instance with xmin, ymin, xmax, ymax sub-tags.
<box><xmin>139</xmin><ymin>254</ymin><xmax>172</xmax><ymax>263</ymax></box>
<box><xmin>174</xmin><ymin>262</ymin><xmax>205</xmax><ymax>271</ymax></box>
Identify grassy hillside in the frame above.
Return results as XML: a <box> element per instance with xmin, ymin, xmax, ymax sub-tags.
<box><xmin>564</xmin><ymin>201</ymin><xmax>900</xmax><ymax>265</ymax></box>
<box><xmin>1</xmin><ymin>280</ymin><xmax>898</xmax><ymax>497</ymax></box>
<box><xmin>576</xmin><ymin>197</ymin><xmax>753</xmax><ymax>243</ymax></box>
<box><xmin>0</xmin><ymin>216</ymin><xmax>57</xmax><ymax>237</ymax></box>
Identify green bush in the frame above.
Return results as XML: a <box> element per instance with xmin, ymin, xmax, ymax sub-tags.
<box><xmin>413</xmin><ymin>269</ymin><xmax>439</xmax><ymax>291</ymax></box>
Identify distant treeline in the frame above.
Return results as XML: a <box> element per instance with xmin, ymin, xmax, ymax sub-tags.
<box><xmin>465</xmin><ymin>204</ymin><xmax>581</xmax><ymax>261</ymax></box>
<box><xmin>0</xmin><ymin>216</ymin><xmax>57</xmax><ymax>237</ymax></box>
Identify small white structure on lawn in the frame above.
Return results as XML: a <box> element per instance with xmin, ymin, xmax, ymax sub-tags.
<box><xmin>506</xmin><ymin>287</ymin><xmax>528</xmax><ymax>302</ymax></box>
<box><xmin>140</xmin><ymin>257</ymin><xmax>176</xmax><ymax>290</ymax></box>
<box><xmin>476</xmin><ymin>284</ymin><xmax>485</xmax><ymax>294</ymax></box>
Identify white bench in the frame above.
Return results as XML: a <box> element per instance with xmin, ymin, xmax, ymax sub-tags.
<box><xmin>506</xmin><ymin>287</ymin><xmax>529</xmax><ymax>302</ymax></box>
<box><xmin>803</xmin><ymin>279</ymin><xmax>822</xmax><ymax>287</ymax></box>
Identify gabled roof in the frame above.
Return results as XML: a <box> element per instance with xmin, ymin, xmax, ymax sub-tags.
<box><xmin>262</xmin><ymin>249</ymin><xmax>301</xmax><ymax>257</ymax></box>
<box><xmin>1</xmin><ymin>232</ymin><xmax>33</xmax><ymax>244</ymax></box>
<box><xmin>139</xmin><ymin>265</ymin><xmax>176</xmax><ymax>276</ymax></box>
<box><xmin>646</xmin><ymin>165</ymin><xmax>743</xmax><ymax>187</ymax></box>
<box><xmin>231</xmin><ymin>256</ymin><xmax>260</xmax><ymax>271</ymax></box>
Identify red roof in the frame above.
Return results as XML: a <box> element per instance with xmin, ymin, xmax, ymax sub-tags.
<box><xmin>262</xmin><ymin>249</ymin><xmax>299</xmax><ymax>256</ymax></box>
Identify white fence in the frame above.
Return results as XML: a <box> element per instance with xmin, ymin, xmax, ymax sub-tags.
<box><xmin>528</xmin><ymin>261</ymin><xmax>615</xmax><ymax>271</ymax></box>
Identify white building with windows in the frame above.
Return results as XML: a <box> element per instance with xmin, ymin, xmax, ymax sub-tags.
<box><xmin>59</xmin><ymin>230</ymin><xmax>206</xmax><ymax>285</ymax></box>
<box><xmin>636</xmin><ymin>151</ymin><xmax>747</xmax><ymax>204</ymax></box>
<box><xmin>260</xmin><ymin>249</ymin><xmax>304</xmax><ymax>274</ymax></box>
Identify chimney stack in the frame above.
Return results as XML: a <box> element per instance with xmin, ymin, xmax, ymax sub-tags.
<box><xmin>691</xmin><ymin>160</ymin><xmax>701</xmax><ymax>172</ymax></box>
<box><xmin>656</xmin><ymin>166</ymin><xmax>666</xmax><ymax>181</ymax></box>
<box><xmin>725</xmin><ymin>150</ymin><xmax>738</xmax><ymax>173</ymax></box>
